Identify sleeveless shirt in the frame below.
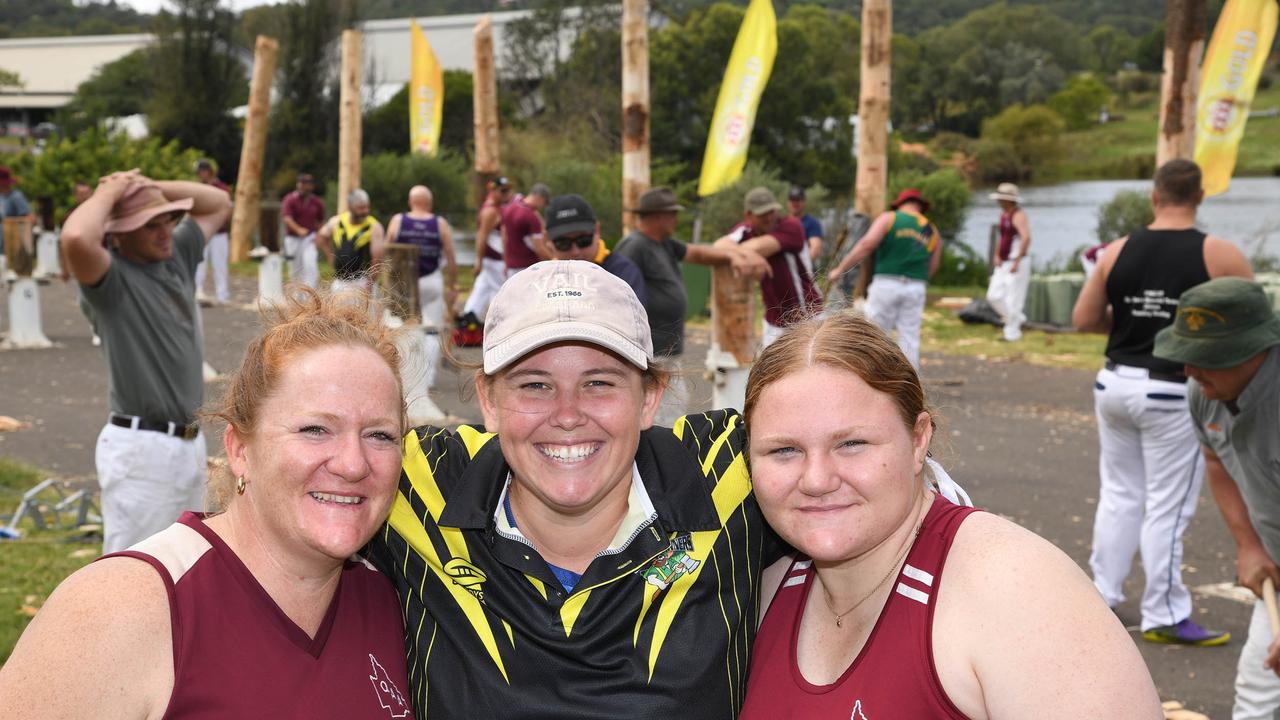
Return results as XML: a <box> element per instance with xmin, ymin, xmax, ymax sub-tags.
<box><xmin>740</xmin><ymin>496</ymin><xmax>979</xmax><ymax>720</ymax></box>
<box><xmin>103</xmin><ymin>512</ymin><xmax>414</xmax><ymax>719</ymax></box>
<box><xmin>1104</xmin><ymin>227</ymin><xmax>1209</xmax><ymax>375</ymax></box>
<box><xmin>996</xmin><ymin>210</ymin><xmax>1018</xmax><ymax>262</ymax></box>
<box><xmin>479</xmin><ymin>199</ymin><xmax>504</xmax><ymax>261</ymax></box>
<box><xmin>332</xmin><ymin>211</ymin><xmax>378</xmax><ymax>280</ymax></box>
<box><xmin>873</xmin><ymin>211</ymin><xmax>938</xmax><ymax>281</ymax></box>
<box><xmin>396</xmin><ymin>214</ymin><xmax>443</xmax><ymax>277</ymax></box>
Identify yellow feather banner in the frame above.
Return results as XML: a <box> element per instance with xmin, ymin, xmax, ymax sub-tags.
<box><xmin>697</xmin><ymin>0</ymin><xmax>777</xmax><ymax>197</ymax></box>
<box><xmin>410</xmin><ymin>18</ymin><xmax>444</xmax><ymax>156</ymax></box>
<box><xmin>1195</xmin><ymin>0</ymin><xmax>1278</xmax><ymax>196</ymax></box>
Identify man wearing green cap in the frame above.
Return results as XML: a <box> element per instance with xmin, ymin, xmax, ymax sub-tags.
<box><xmin>1154</xmin><ymin>277</ymin><xmax>1280</xmax><ymax>717</ymax></box>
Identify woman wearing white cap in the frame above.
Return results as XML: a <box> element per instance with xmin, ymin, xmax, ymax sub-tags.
<box><xmin>985</xmin><ymin>182</ymin><xmax>1032</xmax><ymax>342</ymax></box>
<box><xmin>362</xmin><ymin>260</ymin><xmax>777</xmax><ymax>718</ymax></box>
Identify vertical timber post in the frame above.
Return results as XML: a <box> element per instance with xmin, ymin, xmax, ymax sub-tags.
<box><xmin>621</xmin><ymin>0</ymin><xmax>650</xmax><ymax>235</ymax></box>
<box><xmin>1157</xmin><ymin>0</ymin><xmax>1206</xmax><ymax>166</ymax></box>
<box><xmin>709</xmin><ymin>266</ymin><xmax>758</xmax><ymax>411</ymax></box>
<box><xmin>231</xmin><ymin>35</ymin><xmax>278</xmax><ymax>264</ymax></box>
<box><xmin>852</xmin><ymin>0</ymin><xmax>891</xmax><ymax>300</ymax></box>
<box><xmin>338</xmin><ymin>29</ymin><xmax>363</xmax><ymax>215</ymax></box>
<box><xmin>473</xmin><ymin>15</ymin><xmax>500</xmax><ymax>204</ymax></box>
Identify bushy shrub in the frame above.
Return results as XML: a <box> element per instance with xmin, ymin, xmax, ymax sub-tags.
<box><xmin>980</xmin><ymin>104</ymin><xmax>1066</xmax><ymax>178</ymax></box>
<box><xmin>499</xmin><ymin>125</ymin><xmax>625</xmax><ymax>241</ymax></box>
<box><xmin>929</xmin><ymin>131</ymin><xmax>978</xmax><ymax>158</ymax></box>
<box><xmin>2</xmin><ymin>128</ymin><xmax>205</xmax><ymax>224</ymax></box>
<box><xmin>974</xmin><ymin>139</ymin><xmax>1022</xmax><ymax>183</ymax></box>
<box><xmin>933</xmin><ymin>240</ymin><xmax>991</xmax><ymax>287</ymax></box>
<box><xmin>358</xmin><ymin>151</ymin><xmax>470</xmax><ymax>229</ymax></box>
<box><xmin>1048</xmin><ymin>73</ymin><xmax>1112</xmax><ymax>130</ymax></box>
<box><xmin>1095</xmin><ymin>189</ymin><xmax>1153</xmax><ymax>243</ymax></box>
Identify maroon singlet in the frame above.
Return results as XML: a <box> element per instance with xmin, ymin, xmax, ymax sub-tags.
<box><xmin>740</xmin><ymin>496</ymin><xmax>979</xmax><ymax>720</ymax></box>
<box><xmin>103</xmin><ymin>512</ymin><xmax>413</xmax><ymax>719</ymax></box>
<box><xmin>996</xmin><ymin>210</ymin><xmax>1019</xmax><ymax>262</ymax></box>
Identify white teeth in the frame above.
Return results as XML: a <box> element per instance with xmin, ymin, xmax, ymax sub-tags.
<box><xmin>538</xmin><ymin>443</ymin><xmax>599</xmax><ymax>463</ymax></box>
<box><xmin>309</xmin><ymin>491</ymin><xmax>363</xmax><ymax>505</ymax></box>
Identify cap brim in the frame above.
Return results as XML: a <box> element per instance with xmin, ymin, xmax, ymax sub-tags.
<box><xmin>104</xmin><ymin>198</ymin><xmax>194</xmax><ymax>234</ymax></box>
<box><xmin>547</xmin><ymin>220</ymin><xmax>596</xmax><ymax>240</ymax></box>
<box><xmin>484</xmin><ymin>320</ymin><xmax>650</xmax><ymax>374</ymax></box>
<box><xmin>1154</xmin><ymin>320</ymin><xmax>1280</xmax><ymax>369</ymax></box>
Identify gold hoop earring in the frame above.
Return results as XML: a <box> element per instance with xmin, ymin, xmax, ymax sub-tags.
<box><xmin>235</xmin><ymin>475</ymin><xmax>246</xmax><ymax>495</ymax></box>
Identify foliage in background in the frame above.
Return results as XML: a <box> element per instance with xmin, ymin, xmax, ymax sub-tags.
<box><xmin>1</xmin><ymin>130</ymin><xmax>203</xmax><ymax>222</ymax></box>
<box><xmin>691</xmin><ymin>161</ymin><xmax>788</xmax><ymax>244</ymax></box>
<box><xmin>55</xmin><ymin>48</ymin><xmax>155</xmax><ymax>134</ymax></box>
<box><xmin>1048</xmin><ymin>74</ymin><xmax>1112</xmax><ymax>131</ymax></box>
<box><xmin>358</xmin><ymin>151</ymin><xmax>470</xmax><ymax>228</ymax></box>
<box><xmin>980</xmin><ymin>104</ymin><xmax>1066</xmax><ymax>180</ymax></box>
<box><xmin>498</xmin><ymin>125</ymin><xmax>627</xmax><ymax>241</ymax></box>
<box><xmin>364</xmin><ymin>71</ymin><xmax>478</xmax><ymax>159</ymax></box>
<box><xmin>1095</xmin><ymin>189</ymin><xmax>1153</xmax><ymax>244</ymax></box>
<box><xmin>146</xmin><ymin>0</ymin><xmax>248</xmax><ymax>182</ymax></box>
<box><xmin>888</xmin><ymin>167</ymin><xmax>971</xmax><ymax>241</ymax></box>
<box><xmin>0</xmin><ymin>0</ymin><xmax>149</xmax><ymax>37</ymax></box>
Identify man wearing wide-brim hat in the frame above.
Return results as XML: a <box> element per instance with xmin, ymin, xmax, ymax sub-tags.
<box><xmin>62</xmin><ymin>169</ymin><xmax>232</xmax><ymax>553</ymax></box>
<box><xmin>616</xmin><ymin>187</ymin><xmax>769</xmax><ymax>425</ymax></box>
<box><xmin>985</xmin><ymin>182</ymin><xmax>1032</xmax><ymax>342</ymax></box>
<box><xmin>1154</xmin><ymin>277</ymin><xmax>1280</xmax><ymax>715</ymax></box>
<box><xmin>826</xmin><ymin>187</ymin><xmax>941</xmax><ymax>369</ymax></box>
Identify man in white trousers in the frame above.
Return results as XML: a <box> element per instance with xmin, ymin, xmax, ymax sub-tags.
<box><xmin>1073</xmin><ymin>158</ymin><xmax>1252</xmax><ymax>646</ymax></box>
<box><xmin>192</xmin><ymin>159</ymin><xmax>232</xmax><ymax>305</ymax></box>
<box><xmin>386</xmin><ymin>185</ymin><xmax>457</xmax><ymax>422</ymax></box>
<box><xmin>454</xmin><ymin>177</ymin><xmax>512</xmax><ymax>346</ymax></box>
<box><xmin>984</xmin><ymin>182</ymin><xmax>1031</xmax><ymax>341</ymax></box>
<box><xmin>281</xmin><ymin>172</ymin><xmax>325</xmax><ymax>288</ymax></box>
<box><xmin>1154</xmin><ymin>278</ymin><xmax>1280</xmax><ymax>719</ymax></box>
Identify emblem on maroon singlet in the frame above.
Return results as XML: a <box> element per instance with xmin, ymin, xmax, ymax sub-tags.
<box><xmin>368</xmin><ymin>654</ymin><xmax>410</xmax><ymax>718</ymax></box>
<box><xmin>850</xmin><ymin>699</ymin><xmax>869</xmax><ymax>719</ymax></box>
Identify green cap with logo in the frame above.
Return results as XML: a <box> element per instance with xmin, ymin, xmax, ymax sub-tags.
<box><xmin>1153</xmin><ymin>277</ymin><xmax>1280</xmax><ymax>369</ymax></box>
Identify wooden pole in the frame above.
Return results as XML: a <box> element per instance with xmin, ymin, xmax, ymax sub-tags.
<box><xmin>852</xmin><ymin>0</ymin><xmax>891</xmax><ymax>299</ymax></box>
<box><xmin>338</xmin><ymin>29</ymin><xmax>363</xmax><ymax>215</ymax></box>
<box><xmin>230</xmin><ymin>35</ymin><xmax>278</xmax><ymax>263</ymax></box>
<box><xmin>621</xmin><ymin>0</ymin><xmax>650</xmax><ymax>235</ymax></box>
<box><xmin>1156</xmin><ymin>0</ymin><xmax>1206</xmax><ymax>166</ymax></box>
<box><xmin>473</xmin><ymin>15</ymin><xmax>500</xmax><ymax>195</ymax></box>
<box><xmin>709</xmin><ymin>265</ymin><xmax>757</xmax><ymax>410</ymax></box>
<box><xmin>4</xmin><ymin>217</ymin><xmax>33</xmax><ymax>277</ymax></box>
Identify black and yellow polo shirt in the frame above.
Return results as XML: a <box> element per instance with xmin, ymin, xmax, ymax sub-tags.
<box><xmin>366</xmin><ymin>409</ymin><xmax>780</xmax><ymax>719</ymax></box>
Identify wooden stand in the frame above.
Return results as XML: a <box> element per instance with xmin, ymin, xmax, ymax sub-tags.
<box><xmin>231</xmin><ymin>35</ymin><xmax>278</xmax><ymax>263</ymax></box>
<box><xmin>708</xmin><ymin>266</ymin><xmax>757</xmax><ymax>410</ymax></box>
<box><xmin>621</xmin><ymin>0</ymin><xmax>650</xmax><ymax>235</ymax></box>
<box><xmin>338</xmin><ymin>29</ymin><xmax>363</xmax><ymax>215</ymax></box>
<box><xmin>1156</xmin><ymin>0</ymin><xmax>1206</xmax><ymax>165</ymax></box>
<box><xmin>852</xmin><ymin>0</ymin><xmax>891</xmax><ymax>300</ymax></box>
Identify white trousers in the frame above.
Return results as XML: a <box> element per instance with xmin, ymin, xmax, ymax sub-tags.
<box><xmin>284</xmin><ymin>233</ymin><xmax>319</xmax><ymax>289</ymax></box>
<box><xmin>462</xmin><ymin>256</ymin><xmax>505</xmax><ymax>319</ymax></box>
<box><xmin>1235</xmin><ymin>599</ymin><xmax>1280</xmax><ymax>719</ymax></box>
<box><xmin>985</xmin><ymin>259</ymin><xmax>1031</xmax><ymax>341</ymax></box>
<box><xmin>195</xmin><ymin>231</ymin><xmax>230</xmax><ymax>303</ymax></box>
<box><xmin>418</xmin><ymin>272</ymin><xmax>445</xmax><ymax>388</ymax></box>
<box><xmin>96</xmin><ymin>422</ymin><xmax>208</xmax><ymax>553</ymax></box>
<box><xmin>1089</xmin><ymin>365</ymin><xmax>1202</xmax><ymax>630</ymax></box>
<box><xmin>865</xmin><ymin>275</ymin><xmax>927</xmax><ymax>369</ymax></box>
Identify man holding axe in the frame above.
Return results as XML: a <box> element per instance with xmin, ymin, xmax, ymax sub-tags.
<box><xmin>1154</xmin><ymin>277</ymin><xmax>1280</xmax><ymax>719</ymax></box>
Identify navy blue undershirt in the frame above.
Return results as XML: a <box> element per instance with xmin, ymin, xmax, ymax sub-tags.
<box><xmin>504</xmin><ymin>492</ymin><xmax>582</xmax><ymax>593</ymax></box>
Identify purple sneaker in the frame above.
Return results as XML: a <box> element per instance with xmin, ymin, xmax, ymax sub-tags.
<box><xmin>1142</xmin><ymin>618</ymin><xmax>1230</xmax><ymax>646</ymax></box>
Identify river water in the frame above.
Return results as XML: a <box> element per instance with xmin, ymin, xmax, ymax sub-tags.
<box><xmin>957</xmin><ymin>177</ymin><xmax>1280</xmax><ymax>270</ymax></box>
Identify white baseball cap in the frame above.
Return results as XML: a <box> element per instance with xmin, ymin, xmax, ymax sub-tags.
<box><xmin>482</xmin><ymin>260</ymin><xmax>653</xmax><ymax>374</ymax></box>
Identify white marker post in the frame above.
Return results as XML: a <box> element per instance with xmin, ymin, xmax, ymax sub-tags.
<box><xmin>3</xmin><ymin>218</ymin><xmax>52</xmax><ymax>349</ymax></box>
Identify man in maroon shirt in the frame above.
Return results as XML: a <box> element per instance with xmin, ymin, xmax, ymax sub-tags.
<box><xmin>500</xmin><ymin>182</ymin><xmax>551</xmax><ymax>276</ymax></box>
<box><xmin>193</xmin><ymin>159</ymin><xmax>233</xmax><ymax>304</ymax></box>
<box><xmin>716</xmin><ymin>186</ymin><xmax>822</xmax><ymax>347</ymax></box>
<box><xmin>281</xmin><ymin>172</ymin><xmax>326</xmax><ymax>288</ymax></box>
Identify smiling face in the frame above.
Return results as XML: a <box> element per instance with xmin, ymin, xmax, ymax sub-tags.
<box><xmin>748</xmin><ymin>364</ymin><xmax>932</xmax><ymax>562</ymax></box>
<box><xmin>225</xmin><ymin>344</ymin><xmax>404</xmax><ymax>566</ymax></box>
<box><xmin>477</xmin><ymin>342</ymin><xmax>660</xmax><ymax>519</ymax></box>
<box><xmin>115</xmin><ymin>211</ymin><xmax>183</xmax><ymax>264</ymax></box>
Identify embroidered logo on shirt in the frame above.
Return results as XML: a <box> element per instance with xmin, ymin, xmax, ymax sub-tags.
<box><xmin>445</xmin><ymin>557</ymin><xmax>488</xmax><ymax>602</ymax></box>
<box><xmin>641</xmin><ymin>535</ymin><xmax>700</xmax><ymax>592</ymax></box>
<box><xmin>368</xmin><ymin>654</ymin><xmax>410</xmax><ymax>718</ymax></box>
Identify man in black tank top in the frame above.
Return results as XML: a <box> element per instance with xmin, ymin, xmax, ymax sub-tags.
<box><xmin>1072</xmin><ymin>159</ymin><xmax>1253</xmax><ymax>646</ymax></box>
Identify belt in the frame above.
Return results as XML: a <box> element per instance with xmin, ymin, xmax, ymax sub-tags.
<box><xmin>109</xmin><ymin>413</ymin><xmax>200</xmax><ymax>440</ymax></box>
<box><xmin>1103</xmin><ymin>360</ymin><xmax>1186</xmax><ymax>384</ymax></box>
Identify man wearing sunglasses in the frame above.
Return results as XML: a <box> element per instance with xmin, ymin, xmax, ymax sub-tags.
<box><xmin>545</xmin><ymin>194</ymin><xmax>647</xmax><ymax>304</ymax></box>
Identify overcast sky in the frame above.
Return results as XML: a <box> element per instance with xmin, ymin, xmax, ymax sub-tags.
<box><xmin>119</xmin><ymin>0</ymin><xmax>274</xmax><ymax>13</ymax></box>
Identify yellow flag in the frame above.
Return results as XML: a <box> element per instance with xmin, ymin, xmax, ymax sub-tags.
<box><xmin>1195</xmin><ymin>0</ymin><xmax>1278</xmax><ymax>196</ymax></box>
<box><xmin>410</xmin><ymin>19</ymin><xmax>444</xmax><ymax>156</ymax></box>
<box><xmin>697</xmin><ymin>0</ymin><xmax>777</xmax><ymax>196</ymax></box>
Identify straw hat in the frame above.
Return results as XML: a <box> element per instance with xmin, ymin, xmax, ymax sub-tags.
<box><xmin>989</xmin><ymin>182</ymin><xmax>1021</xmax><ymax>203</ymax></box>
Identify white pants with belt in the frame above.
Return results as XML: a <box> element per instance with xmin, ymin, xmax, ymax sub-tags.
<box><xmin>1235</xmin><ymin>599</ymin><xmax>1280</xmax><ymax>719</ymax></box>
<box><xmin>865</xmin><ymin>275</ymin><xmax>927</xmax><ymax>369</ymax></box>
<box><xmin>96</xmin><ymin>421</ymin><xmax>207</xmax><ymax>553</ymax></box>
<box><xmin>195</xmin><ymin>231</ymin><xmax>230</xmax><ymax>303</ymax></box>
<box><xmin>985</xmin><ymin>258</ymin><xmax>1031</xmax><ymax>341</ymax></box>
<box><xmin>1089</xmin><ymin>364</ymin><xmax>1202</xmax><ymax>630</ymax></box>
<box><xmin>418</xmin><ymin>272</ymin><xmax>445</xmax><ymax>389</ymax></box>
<box><xmin>462</xmin><ymin>257</ymin><xmax>505</xmax><ymax>319</ymax></box>
<box><xmin>284</xmin><ymin>233</ymin><xmax>319</xmax><ymax>289</ymax></box>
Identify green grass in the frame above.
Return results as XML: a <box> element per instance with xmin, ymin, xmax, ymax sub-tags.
<box><xmin>1055</xmin><ymin>84</ymin><xmax>1280</xmax><ymax>181</ymax></box>
<box><xmin>0</xmin><ymin>458</ymin><xmax>98</xmax><ymax>664</ymax></box>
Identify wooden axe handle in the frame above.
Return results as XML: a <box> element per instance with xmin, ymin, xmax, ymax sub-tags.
<box><xmin>1265</xmin><ymin>577</ymin><xmax>1280</xmax><ymax>637</ymax></box>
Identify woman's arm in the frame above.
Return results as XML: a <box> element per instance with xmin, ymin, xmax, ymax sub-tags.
<box><xmin>0</xmin><ymin>557</ymin><xmax>173</xmax><ymax>719</ymax></box>
<box><xmin>935</xmin><ymin>513</ymin><xmax>1162</xmax><ymax>720</ymax></box>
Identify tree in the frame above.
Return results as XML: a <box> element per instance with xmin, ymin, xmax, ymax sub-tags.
<box><xmin>1085</xmin><ymin>25</ymin><xmax>1139</xmax><ymax>74</ymax></box>
<box><xmin>56</xmin><ymin>48</ymin><xmax>156</xmax><ymax>133</ymax></box>
<box><xmin>146</xmin><ymin>0</ymin><xmax>247</xmax><ymax>181</ymax></box>
<box><xmin>980</xmin><ymin>104</ymin><xmax>1066</xmax><ymax>178</ymax></box>
<box><xmin>364</xmin><ymin>70</ymin><xmax>476</xmax><ymax>159</ymax></box>
<box><xmin>0</xmin><ymin>68</ymin><xmax>20</xmax><ymax>89</ymax></box>
<box><xmin>1048</xmin><ymin>73</ymin><xmax>1112</xmax><ymax>130</ymax></box>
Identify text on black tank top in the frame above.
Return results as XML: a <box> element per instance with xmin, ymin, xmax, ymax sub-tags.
<box><xmin>1104</xmin><ymin>227</ymin><xmax>1209</xmax><ymax>375</ymax></box>
<box><xmin>397</xmin><ymin>214</ymin><xmax>442</xmax><ymax>276</ymax></box>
